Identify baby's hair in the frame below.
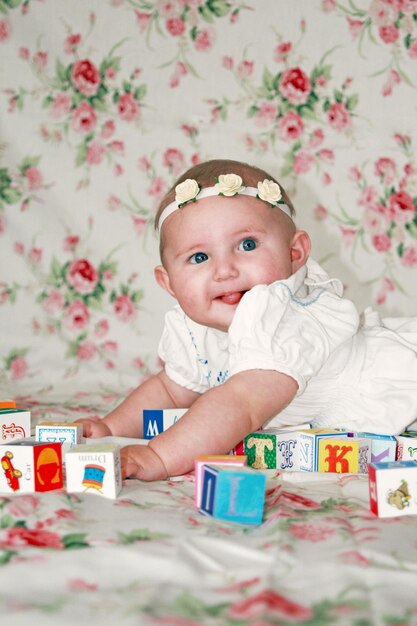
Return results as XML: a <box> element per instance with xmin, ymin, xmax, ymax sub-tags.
<box><xmin>155</xmin><ymin>158</ymin><xmax>296</xmax><ymax>230</ymax></box>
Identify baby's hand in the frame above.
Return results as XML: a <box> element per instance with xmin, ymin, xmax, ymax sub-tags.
<box><xmin>121</xmin><ymin>444</ymin><xmax>168</xmax><ymax>481</ymax></box>
<box><xmin>75</xmin><ymin>417</ymin><xmax>112</xmax><ymax>438</ymax></box>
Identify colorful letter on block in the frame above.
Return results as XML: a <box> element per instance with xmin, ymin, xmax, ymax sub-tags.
<box><xmin>194</xmin><ymin>455</ymin><xmax>246</xmax><ymax>506</ymax></box>
<box><xmin>36</xmin><ymin>422</ymin><xmax>84</xmax><ymax>455</ymax></box>
<box><xmin>352</xmin><ymin>432</ymin><xmax>397</xmax><ymax>464</ymax></box>
<box><xmin>143</xmin><ymin>408</ymin><xmax>187</xmax><ymax>439</ymax></box>
<box><xmin>65</xmin><ymin>443</ymin><xmax>121</xmax><ymax>499</ymax></box>
<box><xmin>244</xmin><ymin>429</ymin><xmax>299</xmax><ymax>471</ymax></box>
<box><xmin>318</xmin><ymin>438</ymin><xmax>371</xmax><ymax>474</ymax></box>
<box><xmin>395</xmin><ymin>432</ymin><xmax>417</xmax><ymax>461</ymax></box>
<box><xmin>199</xmin><ymin>464</ymin><xmax>266</xmax><ymax>525</ymax></box>
<box><xmin>0</xmin><ymin>441</ymin><xmax>63</xmax><ymax>493</ymax></box>
<box><xmin>298</xmin><ymin>429</ymin><xmax>349</xmax><ymax>472</ymax></box>
<box><xmin>0</xmin><ymin>408</ymin><xmax>31</xmax><ymax>443</ymax></box>
<box><xmin>369</xmin><ymin>460</ymin><xmax>417</xmax><ymax>518</ymax></box>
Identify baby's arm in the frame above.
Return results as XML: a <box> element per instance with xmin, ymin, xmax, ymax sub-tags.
<box><xmin>78</xmin><ymin>369</ymin><xmax>200</xmax><ymax>438</ymax></box>
<box><xmin>121</xmin><ymin>369</ymin><xmax>298</xmax><ymax>480</ymax></box>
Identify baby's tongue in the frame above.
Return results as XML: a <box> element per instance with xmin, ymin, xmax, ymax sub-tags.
<box><xmin>220</xmin><ymin>292</ymin><xmax>243</xmax><ymax>305</ymax></box>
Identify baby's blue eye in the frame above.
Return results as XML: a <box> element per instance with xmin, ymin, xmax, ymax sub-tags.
<box><xmin>239</xmin><ymin>238</ymin><xmax>257</xmax><ymax>251</ymax></box>
<box><xmin>189</xmin><ymin>252</ymin><xmax>208</xmax><ymax>264</ymax></box>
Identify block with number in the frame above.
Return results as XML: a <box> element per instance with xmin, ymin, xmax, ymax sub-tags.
<box><xmin>194</xmin><ymin>455</ymin><xmax>246</xmax><ymax>506</ymax></box>
<box><xmin>0</xmin><ymin>408</ymin><xmax>31</xmax><ymax>443</ymax></box>
<box><xmin>143</xmin><ymin>408</ymin><xmax>187</xmax><ymax>439</ymax></box>
<box><xmin>0</xmin><ymin>441</ymin><xmax>63</xmax><ymax>493</ymax></box>
<box><xmin>65</xmin><ymin>443</ymin><xmax>121</xmax><ymax>499</ymax></box>
<box><xmin>369</xmin><ymin>460</ymin><xmax>417</xmax><ymax>518</ymax></box>
<box><xmin>36</xmin><ymin>422</ymin><xmax>84</xmax><ymax>455</ymax></box>
<box><xmin>199</xmin><ymin>464</ymin><xmax>266</xmax><ymax>525</ymax></box>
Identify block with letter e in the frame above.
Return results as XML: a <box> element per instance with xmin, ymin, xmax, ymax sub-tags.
<box><xmin>199</xmin><ymin>464</ymin><xmax>266</xmax><ymax>525</ymax></box>
<box><xmin>369</xmin><ymin>460</ymin><xmax>417</xmax><ymax>518</ymax></box>
<box><xmin>318</xmin><ymin>437</ymin><xmax>371</xmax><ymax>474</ymax></box>
<box><xmin>143</xmin><ymin>408</ymin><xmax>187</xmax><ymax>439</ymax></box>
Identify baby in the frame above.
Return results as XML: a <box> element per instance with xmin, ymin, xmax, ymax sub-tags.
<box><xmin>77</xmin><ymin>158</ymin><xmax>417</xmax><ymax>480</ymax></box>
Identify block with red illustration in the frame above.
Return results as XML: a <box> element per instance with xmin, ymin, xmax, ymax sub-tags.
<box><xmin>0</xmin><ymin>406</ymin><xmax>31</xmax><ymax>443</ymax></box>
<box><xmin>0</xmin><ymin>441</ymin><xmax>63</xmax><ymax>493</ymax></box>
<box><xmin>317</xmin><ymin>437</ymin><xmax>371</xmax><ymax>474</ymax></box>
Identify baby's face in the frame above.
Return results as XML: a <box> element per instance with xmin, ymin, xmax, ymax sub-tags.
<box><xmin>156</xmin><ymin>195</ymin><xmax>310</xmax><ymax>331</ymax></box>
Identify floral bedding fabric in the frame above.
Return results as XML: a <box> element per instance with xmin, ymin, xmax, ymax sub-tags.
<box><xmin>1</xmin><ymin>1</ymin><xmax>417</xmax><ymax>623</ymax></box>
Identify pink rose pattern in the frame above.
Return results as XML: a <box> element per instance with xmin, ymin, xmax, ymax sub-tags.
<box><xmin>0</xmin><ymin>1</ymin><xmax>416</xmax><ymax>387</ymax></box>
<box><xmin>325</xmin><ymin>0</ymin><xmax>417</xmax><ymax>96</ymax></box>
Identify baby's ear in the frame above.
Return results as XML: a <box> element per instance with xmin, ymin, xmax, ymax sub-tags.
<box><xmin>154</xmin><ymin>265</ymin><xmax>175</xmax><ymax>297</ymax></box>
<box><xmin>290</xmin><ymin>230</ymin><xmax>311</xmax><ymax>272</ymax></box>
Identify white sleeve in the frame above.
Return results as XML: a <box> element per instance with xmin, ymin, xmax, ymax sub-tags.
<box><xmin>158</xmin><ymin>306</ymin><xmax>208</xmax><ymax>393</ymax></box>
<box><xmin>228</xmin><ymin>281</ymin><xmax>360</xmax><ymax>394</ymax></box>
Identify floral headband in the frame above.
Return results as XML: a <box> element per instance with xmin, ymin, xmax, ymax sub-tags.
<box><xmin>157</xmin><ymin>173</ymin><xmax>293</xmax><ymax>231</ymax></box>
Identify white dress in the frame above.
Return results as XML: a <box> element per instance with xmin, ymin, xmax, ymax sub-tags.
<box><xmin>158</xmin><ymin>259</ymin><xmax>417</xmax><ymax>435</ymax></box>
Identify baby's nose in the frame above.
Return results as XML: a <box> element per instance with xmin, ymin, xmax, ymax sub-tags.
<box><xmin>213</xmin><ymin>256</ymin><xmax>239</xmax><ymax>281</ymax></box>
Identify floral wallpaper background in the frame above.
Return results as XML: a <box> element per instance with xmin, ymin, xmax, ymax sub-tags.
<box><xmin>1</xmin><ymin>0</ymin><xmax>417</xmax><ymax>404</ymax></box>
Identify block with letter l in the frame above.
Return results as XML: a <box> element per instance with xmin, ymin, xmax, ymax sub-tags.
<box><xmin>199</xmin><ymin>464</ymin><xmax>266</xmax><ymax>525</ymax></box>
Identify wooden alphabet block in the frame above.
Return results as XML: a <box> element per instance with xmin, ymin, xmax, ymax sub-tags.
<box><xmin>143</xmin><ymin>408</ymin><xmax>187</xmax><ymax>439</ymax></box>
<box><xmin>298</xmin><ymin>429</ymin><xmax>349</xmax><ymax>472</ymax></box>
<box><xmin>318</xmin><ymin>437</ymin><xmax>371</xmax><ymax>474</ymax></box>
<box><xmin>369</xmin><ymin>460</ymin><xmax>417</xmax><ymax>518</ymax></box>
<box><xmin>36</xmin><ymin>422</ymin><xmax>84</xmax><ymax>455</ymax></box>
<box><xmin>395</xmin><ymin>432</ymin><xmax>417</xmax><ymax>461</ymax></box>
<box><xmin>199</xmin><ymin>464</ymin><xmax>266</xmax><ymax>525</ymax></box>
<box><xmin>351</xmin><ymin>432</ymin><xmax>397</xmax><ymax>464</ymax></box>
<box><xmin>0</xmin><ymin>441</ymin><xmax>63</xmax><ymax>493</ymax></box>
<box><xmin>0</xmin><ymin>401</ymin><xmax>16</xmax><ymax>409</ymax></box>
<box><xmin>244</xmin><ymin>429</ymin><xmax>299</xmax><ymax>471</ymax></box>
<box><xmin>194</xmin><ymin>455</ymin><xmax>246</xmax><ymax>507</ymax></box>
<box><xmin>0</xmin><ymin>408</ymin><xmax>31</xmax><ymax>443</ymax></box>
<box><xmin>65</xmin><ymin>443</ymin><xmax>121</xmax><ymax>499</ymax></box>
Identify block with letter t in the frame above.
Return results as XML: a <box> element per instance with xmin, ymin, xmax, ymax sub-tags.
<box><xmin>199</xmin><ymin>464</ymin><xmax>266</xmax><ymax>525</ymax></box>
<box><xmin>244</xmin><ymin>428</ymin><xmax>299</xmax><ymax>471</ymax></box>
<box><xmin>143</xmin><ymin>408</ymin><xmax>187</xmax><ymax>439</ymax></box>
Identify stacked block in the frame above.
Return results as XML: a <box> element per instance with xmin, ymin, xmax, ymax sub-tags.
<box><xmin>0</xmin><ymin>441</ymin><xmax>63</xmax><ymax>493</ymax></box>
<box><xmin>395</xmin><ymin>431</ymin><xmax>417</xmax><ymax>461</ymax></box>
<box><xmin>36</xmin><ymin>422</ymin><xmax>84</xmax><ymax>455</ymax></box>
<box><xmin>199</xmin><ymin>464</ymin><xmax>266</xmax><ymax>525</ymax></box>
<box><xmin>194</xmin><ymin>454</ymin><xmax>246</xmax><ymax>506</ymax></box>
<box><xmin>143</xmin><ymin>408</ymin><xmax>187</xmax><ymax>439</ymax></box>
<box><xmin>244</xmin><ymin>429</ymin><xmax>299</xmax><ymax>471</ymax></box>
<box><xmin>0</xmin><ymin>407</ymin><xmax>31</xmax><ymax>443</ymax></box>
<box><xmin>369</xmin><ymin>460</ymin><xmax>417</xmax><ymax>517</ymax></box>
<box><xmin>65</xmin><ymin>443</ymin><xmax>121</xmax><ymax>499</ymax></box>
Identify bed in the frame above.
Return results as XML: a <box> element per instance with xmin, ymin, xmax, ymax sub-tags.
<box><xmin>0</xmin><ymin>397</ymin><xmax>416</xmax><ymax>626</ymax></box>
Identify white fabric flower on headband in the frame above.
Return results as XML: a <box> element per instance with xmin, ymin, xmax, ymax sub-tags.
<box><xmin>214</xmin><ymin>174</ymin><xmax>245</xmax><ymax>196</ymax></box>
<box><xmin>175</xmin><ymin>178</ymin><xmax>200</xmax><ymax>207</ymax></box>
<box><xmin>257</xmin><ymin>179</ymin><xmax>282</xmax><ymax>205</ymax></box>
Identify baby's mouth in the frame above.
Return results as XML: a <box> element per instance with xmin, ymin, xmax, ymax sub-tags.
<box><xmin>217</xmin><ymin>291</ymin><xmax>246</xmax><ymax>305</ymax></box>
